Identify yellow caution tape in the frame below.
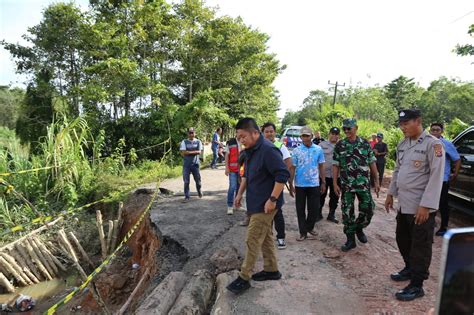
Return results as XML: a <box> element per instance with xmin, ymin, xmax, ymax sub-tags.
<box><xmin>44</xmin><ymin>182</ymin><xmax>158</xmax><ymax>315</ymax></box>
<box><xmin>0</xmin><ymin>165</ymin><xmax>61</xmax><ymax>177</ymax></box>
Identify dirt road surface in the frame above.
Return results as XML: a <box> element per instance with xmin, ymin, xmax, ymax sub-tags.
<box><xmin>150</xmin><ymin>166</ymin><xmax>473</xmax><ymax>314</ymax></box>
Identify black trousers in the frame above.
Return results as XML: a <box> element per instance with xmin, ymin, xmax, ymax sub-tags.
<box><xmin>438</xmin><ymin>181</ymin><xmax>450</xmax><ymax>229</ymax></box>
<box><xmin>376</xmin><ymin>162</ymin><xmax>385</xmax><ymax>186</ymax></box>
<box><xmin>273</xmin><ymin>208</ymin><xmax>285</xmax><ymax>239</ymax></box>
<box><xmin>319</xmin><ymin>177</ymin><xmax>340</xmax><ymax>218</ymax></box>
<box><xmin>396</xmin><ymin>211</ymin><xmax>436</xmax><ymax>287</ymax></box>
<box><xmin>295</xmin><ymin>186</ymin><xmax>320</xmax><ymax>236</ymax></box>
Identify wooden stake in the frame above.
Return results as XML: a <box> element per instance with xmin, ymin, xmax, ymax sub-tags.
<box><xmin>0</xmin><ymin>256</ymin><xmax>28</xmax><ymax>286</ymax></box>
<box><xmin>57</xmin><ymin>230</ymin><xmax>79</xmax><ymax>264</ymax></box>
<box><xmin>27</xmin><ymin>238</ymin><xmax>56</xmax><ymax>277</ymax></box>
<box><xmin>24</xmin><ymin>238</ymin><xmax>53</xmax><ymax>281</ymax></box>
<box><xmin>0</xmin><ymin>217</ymin><xmax>62</xmax><ymax>252</ymax></box>
<box><xmin>106</xmin><ymin>220</ymin><xmax>114</xmax><ymax>255</ymax></box>
<box><xmin>7</xmin><ymin>250</ymin><xmax>40</xmax><ymax>284</ymax></box>
<box><xmin>96</xmin><ymin>210</ymin><xmax>107</xmax><ymax>260</ymax></box>
<box><xmin>15</xmin><ymin>243</ymin><xmax>42</xmax><ymax>281</ymax></box>
<box><xmin>68</xmin><ymin>232</ymin><xmax>94</xmax><ymax>269</ymax></box>
<box><xmin>110</xmin><ymin>202</ymin><xmax>124</xmax><ymax>253</ymax></box>
<box><xmin>0</xmin><ymin>272</ymin><xmax>14</xmax><ymax>293</ymax></box>
<box><xmin>117</xmin><ymin>269</ymin><xmax>150</xmax><ymax>315</ymax></box>
<box><xmin>34</xmin><ymin>238</ymin><xmax>67</xmax><ymax>272</ymax></box>
<box><xmin>110</xmin><ymin>219</ymin><xmax>119</xmax><ymax>253</ymax></box>
<box><xmin>31</xmin><ymin>238</ymin><xmax>58</xmax><ymax>275</ymax></box>
<box><xmin>57</xmin><ymin>231</ymin><xmax>110</xmax><ymax>315</ymax></box>
<box><xmin>0</xmin><ymin>252</ymin><xmax>34</xmax><ymax>285</ymax></box>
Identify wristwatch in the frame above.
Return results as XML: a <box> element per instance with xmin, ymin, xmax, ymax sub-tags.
<box><xmin>269</xmin><ymin>196</ymin><xmax>278</xmax><ymax>203</ymax></box>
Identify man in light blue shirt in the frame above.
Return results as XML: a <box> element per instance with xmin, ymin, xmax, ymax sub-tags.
<box><xmin>429</xmin><ymin>123</ymin><xmax>461</xmax><ymax>236</ymax></box>
<box><xmin>289</xmin><ymin>126</ymin><xmax>326</xmax><ymax>241</ymax></box>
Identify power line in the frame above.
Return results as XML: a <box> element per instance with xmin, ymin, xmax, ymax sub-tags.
<box><xmin>449</xmin><ymin>10</ymin><xmax>474</xmax><ymax>24</ymax></box>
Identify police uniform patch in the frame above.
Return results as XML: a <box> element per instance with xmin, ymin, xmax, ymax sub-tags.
<box><xmin>434</xmin><ymin>144</ymin><xmax>443</xmax><ymax>157</ymax></box>
<box><xmin>413</xmin><ymin>160</ymin><xmax>422</xmax><ymax>168</ymax></box>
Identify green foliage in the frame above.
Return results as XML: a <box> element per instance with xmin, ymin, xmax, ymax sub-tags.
<box><xmin>384</xmin><ymin>76</ymin><xmax>423</xmax><ymax>111</ymax></box>
<box><xmin>0</xmin><ymin>86</ymin><xmax>24</xmax><ymax>129</ymax></box>
<box><xmin>345</xmin><ymin>87</ymin><xmax>397</xmax><ymax>128</ymax></box>
<box><xmin>445</xmin><ymin>118</ymin><xmax>469</xmax><ymax>140</ymax></box>
<box><xmin>0</xmin><ymin>118</ymin><xmax>178</xmax><ymax>236</ymax></box>
<box><xmin>2</xmin><ymin>0</ymin><xmax>282</xmax><ymax>156</ymax></box>
<box><xmin>417</xmin><ymin>77</ymin><xmax>474</xmax><ymax>126</ymax></box>
<box><xmin>455</xmin><ymin>24</ymin><xmax>474</xmax><ymax>57</ymax></box>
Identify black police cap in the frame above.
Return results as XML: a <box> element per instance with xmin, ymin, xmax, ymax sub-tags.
<box><xmin>398</xmin><ymin>109</ymin><xmax>421</xmax><ymax>122</ymax></box>
<box><xmin>329</xmin><ymin>127</ymin><xmax>340</xmax><ymax>134</ymax></box>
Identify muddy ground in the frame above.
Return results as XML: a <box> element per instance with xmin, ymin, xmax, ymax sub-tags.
<box><xmin>150</xmin><ymin>166</ymin><xmax>474</xmax><ymax>315</ymax></box>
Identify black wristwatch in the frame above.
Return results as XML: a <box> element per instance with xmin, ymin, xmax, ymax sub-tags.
<box><xmin>269</xmin><ymin>196</ymin><xmax>278</xmax><ymax>203</ymax></box>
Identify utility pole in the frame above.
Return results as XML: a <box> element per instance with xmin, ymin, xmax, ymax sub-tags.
<box><xmin>328</xmin><ymin>80</ymin><xmax>345</xmax><ymax>107</ymax></box>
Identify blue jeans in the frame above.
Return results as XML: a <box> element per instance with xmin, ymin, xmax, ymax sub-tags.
<box><xmin>183</xmin><ymin>163</ymin><xmax>201</xmax><ymax>199</ymax></box>
<box><xmin>211</xmin><ymin>146</ymin><xmax>218</xmax><ymax>167</ymax></box>
<box><xmin>227</xmin><ymin>172</ymin><xmax>240</xmax><ymax>207</ymax></box>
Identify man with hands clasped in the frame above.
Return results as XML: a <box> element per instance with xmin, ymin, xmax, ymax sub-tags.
<box><xmin>385</xmin><ymin>109</ymin><xmax>445</xmax><ymax>302</ymax></box>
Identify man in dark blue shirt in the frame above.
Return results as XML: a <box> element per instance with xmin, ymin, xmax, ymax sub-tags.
<box><xmin>179</xmin><ymin>127</ymin><xmax>204</xmax><ymax>202</ymax></box>
<box><xmin>227</xmin><ymin>118</ymin><xmax>290</xmax><ymax>295</ymax></box>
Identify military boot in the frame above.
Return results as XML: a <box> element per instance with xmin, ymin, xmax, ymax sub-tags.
<box><xmin>341</xmin><ymin>234</ymin><xmax>356</xmax><ymax>252</ymax></box>
<box><xmin>356</xmin><ymin>228</ymin><xmax>368</xmax><ymax>243</ymax></box>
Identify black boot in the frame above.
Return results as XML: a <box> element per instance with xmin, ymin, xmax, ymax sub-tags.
<box><xmin>356</xmin><ymin>228</ymin><xmax>368</xmax><ymax>243</ymax></box>
<box><xmin>341</xmin><ymin>234</ymin><xmax>356</xmax><ymax>252</ymax></box>
<box><xmin>327</xmin><ymin>208</ymin><xmax>339</xmax><ymax>223</ymax></box>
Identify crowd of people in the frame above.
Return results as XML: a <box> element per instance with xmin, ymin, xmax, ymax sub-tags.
<box><xmin>178</xmin><ymin>109</ymin><xmax>461</xmax><ymax>302</ymax></box>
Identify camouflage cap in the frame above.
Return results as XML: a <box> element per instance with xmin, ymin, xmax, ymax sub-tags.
<box><xmin>342</xmin><ymin>118</ymin><xmax>357</xmax><ymax>128</ymax></box>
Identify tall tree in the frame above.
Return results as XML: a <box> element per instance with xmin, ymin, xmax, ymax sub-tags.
<box><xmin>384</xmin><ymin>76</ymin><xmax>423</xmax><ymax>111</ymax></box>
<box><xmin>0</xmin><ymin>86</ymin><xmax>24</xmax><ymax>129</ymax></box>
<box><xmin>15</xmin><ymin>69</ymin><xmax>55</xmax><ymax>147</ymax></box>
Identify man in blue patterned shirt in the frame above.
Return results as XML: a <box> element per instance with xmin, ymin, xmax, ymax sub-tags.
<box><xmin>289</xmin><ymin>126</ymin><xmax>326</xmax><ymax>241</ymax></box>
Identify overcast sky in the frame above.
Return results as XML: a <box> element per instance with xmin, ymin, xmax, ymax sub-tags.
<box><xmin>1</xmin><ymin>0</ymin><xmax>473</xmax><ymax>116</ymax></box>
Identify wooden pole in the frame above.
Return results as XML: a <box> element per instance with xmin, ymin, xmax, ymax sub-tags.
<box><xmin>0</xmin><ymin>256</ymin><xmax>28</xmax><ymax>286</ymax></box>
<box><xmin>0</xmin><ymin>272</ymin><xmax>14</xmax><ymax>293</ymax></box>
<box><xmin>27</xmin><ymin>238</ymin><xmax>56</xmax><ymax>277</ymax></box>
<box><xmin>58</xmin><ymin>231</ymin><xmax>110</xmax><ymax>315</ymax></box>
<box><xmin>34</xmin><ymin>238</ymin><xmax>67</xmax><ymax>272</ymax></box>
<box><xmin>24</xmin><ymin>238</ymin><xmax>53</xmax><ymax>281</ymax></box>
<box><xmin>117</xmin><ymin>269</ymin><xmax>150</xmax><ymax>315</ymax></box>
<box><xmin>68</xmin><ymin>232</ymin><xmax>94</xmax><ymax>269</ymax></box>
<box><xmin>110</xmin><ymin>219</ymin><xmax>119</xmax><ymax>253</ymax></box>
<box><xmin>0</xmin><ymin>252</ymin><xmax>34</xmax><ymax>285</ymax></box>
<box><xmin>15</xmin><ymin>243</ymin><xmax>42</xmax><ymax>281</ymax></box>
<box><xmin>57</xmin><ymin>230</ymin><xmax>80</xmax><ymax>265</ymax></box>
<box><xmin>0</xmin><ymin>217</ymin><xmax>63</xmax><ymax>252</ymax></box>
<box><xmin>31</xmin><ymin>238</ymin><xmax>58</xmax><ymax>275</ymax></box>
<box><xmin>96</xmin><ymin>210</ymin><xmax>107</xmax><ymax>260</ymax></box>
<box><xmin>7</xmin><ymin>250</ymin><xmax>40</xmax><ymax>284</ymax></box>
<box><xmin>110</xmin><ymin>202</ymin><xmax>124</xmax><ymax>253</ymax></box>
<box><xmin>106</xmin><ymin>220</ymin><xmax>113</xmax><ymax>255</ymax></box>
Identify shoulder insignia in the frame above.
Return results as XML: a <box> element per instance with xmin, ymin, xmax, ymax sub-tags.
<box><xmin>434</xmin><ymin>143</ymin><xmax>443</xmax><ymax>157</ymax></box>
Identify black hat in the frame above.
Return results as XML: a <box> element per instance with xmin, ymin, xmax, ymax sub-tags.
<box><xmin>329</xmin><ymin>127</ymin><xmax>340</xmax><ymax>134</ymax></box>
<box><xmin>398</xmin><ymin>109</ymin><xmax>421</xmax><ymax>122</ymax></box>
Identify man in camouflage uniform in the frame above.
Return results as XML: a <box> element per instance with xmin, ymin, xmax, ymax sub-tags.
<box><xmin>333</xmin><ymin>118</ymin><xmax>380</xmax><ymax>252</ymax></box>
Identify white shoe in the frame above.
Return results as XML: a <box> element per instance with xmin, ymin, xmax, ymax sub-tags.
<box><xmin>227</xmin><ymin>207</ymin><xmax>234</xmax><ymax>215</ymax></box>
